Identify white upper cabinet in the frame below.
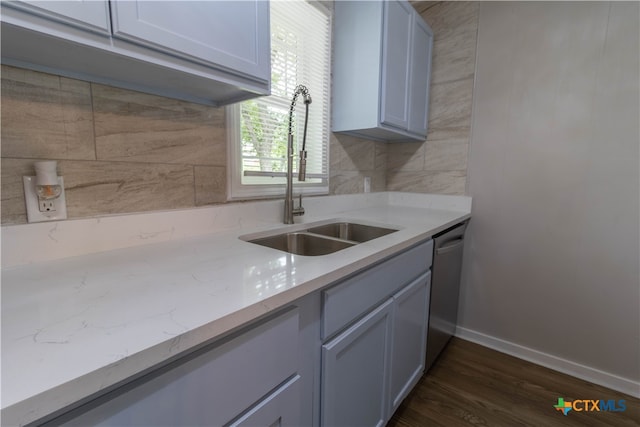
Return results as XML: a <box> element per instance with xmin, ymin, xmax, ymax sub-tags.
<box><xmin>0</xmin><ymin>0</ymin><xmax>270</xmax><ymax>106</ymax></box>
<box><xmin>332</xmin><ymin>0</ymin><xmax>433</xmax><ymax>142</ymax></box>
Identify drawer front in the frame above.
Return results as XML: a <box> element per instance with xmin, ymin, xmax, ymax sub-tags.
<box><xmin>56</xmin><ymin>308</ymin><xmax>299</xmax><ymax>427</ymax></box>
<box><xmin>322</xmin><ymin>239</ymin><xmax>433</xmax><ymax>340</ymax></box>
<box><xmin>229</xmin><ymin>375</ymin><xmax>301</xmax><ymax>427</ymax></box>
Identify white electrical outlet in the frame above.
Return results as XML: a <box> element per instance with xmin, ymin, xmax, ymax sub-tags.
<box><xmin>23</xmin><ymin>176</ymin><xmax>68</xmax><ymax>223</ymax></box>
<box><xmin>364</xmin><ymin>176</ymin><xmax>371</xmax><ymax>193</ymax></box>
<box><xmin>39</xmin><ymin>199</ymin><xmax>57</xmax><ymax>213</ymax></box>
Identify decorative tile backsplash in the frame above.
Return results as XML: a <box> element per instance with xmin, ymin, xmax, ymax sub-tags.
<box><xmin>1</xmin><ymin>66</ymin><xmax>95</xmax><ymax>161</ymax></box>
<box><xmin>330</xmin><ymin>133</ymin><xmax>387</xmax><ymax>195</ymax></box>
<box><xmin>388</xmin><ymin>1</ymin><xmax>478</xmax><ymax>195</ymax></box>
<box><xmin>0</xmin><ymin>65</ymin><xmax>229</xmax><ymax>224</ymax></box>
<box><xmin>2</xmin><ymin>65</ymin><xmax>386</xmax><ymax>224</ymax></box>
<box><xmin>0</xmin><ymin>2</ymin><xmax>475</xmax><ymax>225</ymax></box>
<box><xmin>0</xmin><ymin>65</ymin><xmax>389</xmax><ymax>225</ymax></box>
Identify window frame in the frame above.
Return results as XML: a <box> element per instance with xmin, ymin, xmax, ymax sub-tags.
<box><xmin>227</xmin><ymin>0</ymin><xmax>332</xmax><ymax>201</ymax></box>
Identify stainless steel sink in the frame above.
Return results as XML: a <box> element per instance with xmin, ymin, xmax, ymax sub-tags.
<box><xmin>306</xmin><ymin>222</ymin><xmax>397</xmax><ymax>243</ymax></box>
<box><xmin>243</xmin><ymin>221</ymin><xmax>398</xmax><ymax>256</ymax></box>
<box><xmin>249</xmin><ymin>232</ymin><xmax>356</xmax><ymax>256</ymax></box>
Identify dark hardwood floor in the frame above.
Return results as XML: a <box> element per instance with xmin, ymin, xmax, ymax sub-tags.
<box><xmin>387</xmin><ymin>338</ymin><xmax>639</xmax><ymax>426</ymax></box>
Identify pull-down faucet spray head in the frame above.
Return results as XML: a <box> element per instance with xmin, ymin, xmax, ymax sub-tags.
<box><xmin>284</xmin><ymin>85</ymin><xmax>312</xmax><ymax>224</ymax></box>
<box><xmin>303</xmin><ymin>92</ymin><xmax>312</xmax><ymax>105</ymax></box>
<box><xmin>298</xmin><ymin>93</ymin><xmax>311</xmax><ymax>181</ymax></box>
<box><xmin>288</xmin><ymin>85</ymin><xmax>312</xmax><ymax>182</ymax></box>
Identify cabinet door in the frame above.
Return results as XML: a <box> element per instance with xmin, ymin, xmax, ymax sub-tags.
<box><xmin>322</xmin><ymin>239</ymin><xmax>433</xmax><ymax>340</ymax></box>
<box><xmin>380</xmin><ymin>0</ymin><xmax>413</xmax><ymax>131</ymax></box>
<box><xmin>389</xmin><ymin>272</ymin><xmax>431</xmax><ymax>414</ymax></box>
<box><xmin>407</xmin><ymin>16</ymin><xmax>433</xmax><ymax>137</ymax></box>
<box><xmin>321</xmin><ymin>299</ymin><xmax>393</xmax><ymax>427</ymax></box>
<box><xmin>110</xmin><ymin>0</ymin><xmax>270</xmax><ymax>82</ymax></box>
<box><xmin>53</xmin><ymin>309</ymin><xmax>299</xmax><ymax>426</ymax></box>
<box><xmin>229</xmin><ymin>375</ymin><xmax>301</xmax><ymax>427</ymax></box>
<box><xmin>2</xmin><ymin>0</ymin><xmax>110</xmax><ymax>34</ymax></box>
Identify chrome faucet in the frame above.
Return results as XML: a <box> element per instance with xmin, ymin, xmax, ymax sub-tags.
<box><xmin>284</xmin><ymin>85</ymin><xmax>312</xmax><ymax>224</ymax></box>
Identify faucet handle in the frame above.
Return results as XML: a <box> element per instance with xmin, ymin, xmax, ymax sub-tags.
<box><xmin>293</xmin><ymin>194</ymin><xmax>305</xmax><ymax>216</ymax></box>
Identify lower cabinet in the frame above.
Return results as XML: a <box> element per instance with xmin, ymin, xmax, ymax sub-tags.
<box><xmin>321</xmin><ymin>299</ymin><xmax>394</xmax><ymax>427</ymax></box>
<box><xmin>229</xmin><ymin>375</ymin><xmax>301</xmax><ymax>427</ymax></box>
<box><xmin>49</xmin><ymin>308</ymin><xmax>301</xmax><ymax>427</ymax></box>
<box><xmin>321</xmin><ymin>262</ymin><xmax>432</xmax><ymax>426</ymax></box>
<box><xmin>389</xmin><ymin>272</ymin><xmax>431</xmax><ymax>414</ymax></box>
<box><xmin>38</xmin><ymin>240</ymin><xmax>433</xmax><ymax>427</ymax></box>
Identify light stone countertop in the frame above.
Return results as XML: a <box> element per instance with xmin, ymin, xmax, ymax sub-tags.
<box><xmin>1</xmin><ymin>192</ymin><xmax>471</xmax><ymax>426</ymax></box>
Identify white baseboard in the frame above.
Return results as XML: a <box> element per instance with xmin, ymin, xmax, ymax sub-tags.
<box><xmin>455</xmin><ymin>326</ymin><xmax>640</xmax><ymax>399</ymax></box>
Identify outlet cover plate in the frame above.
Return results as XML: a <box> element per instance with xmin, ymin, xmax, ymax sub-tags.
<box><xmin>23</xmin><ymin>176</ymin><xmax>68</xmax><ymax>223</ymax></box>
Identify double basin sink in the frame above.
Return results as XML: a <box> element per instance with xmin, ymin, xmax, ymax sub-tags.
<box><xmin>242</xmin><ymin>222</ymin><xmax>398</xmax><ymax>256</ymax></box>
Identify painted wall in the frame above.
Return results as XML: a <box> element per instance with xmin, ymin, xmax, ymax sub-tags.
<box><xmin>459</xmin><ymin>1</ymin><xmax>639</xmax><ymax>392</ymax></box>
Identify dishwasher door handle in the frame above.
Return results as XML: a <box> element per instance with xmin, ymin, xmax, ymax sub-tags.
<box><xmin>435</xmin><ymin>237</ymin><xmax>464</xmax><ymax>255</ymax></box>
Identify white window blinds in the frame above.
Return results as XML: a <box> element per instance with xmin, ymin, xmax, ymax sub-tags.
<box><xmin>228</xmin><ymin>0</ymin><xmax>331</xmax><ymax>199</ymax></box>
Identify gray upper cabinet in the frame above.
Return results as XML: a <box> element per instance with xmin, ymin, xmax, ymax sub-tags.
<box><xmin>110</xmin><ymin>1</ymin><xmax>269</xmax><ymax>81</ymax></box>
<box><xmin>332</xmin><ymin>0</ymin><xmax>433</xmax><ymax>142</ymax></box>
<box><xmin>0</xmin><ymin>0</ymin><xmax>270</xmax><ymax>106</ymax></box>
<box><xmin>2</xmin><ymin>0</ymin><xmax>111</xmax><ymax>34</ymax></box>
<box><xmin>380</xmin><ymin>0</ymin><xmax>413</xmax><ymax>131</ymax></box>
<box><xmin>408</xmin><ymin>15</ymin><xmax>433</xmax><ymax>136</ymax></box>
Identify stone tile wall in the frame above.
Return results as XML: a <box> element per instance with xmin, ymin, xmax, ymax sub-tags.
<box><xmin>1</xmin><ymin>1</ymin><xmax>476</xmax><ymax>224</ymax></box>
<box><xmin>1</xmin><ymin>65</ymin><xmax>227</xmax><ymax>225</ymax></box>
<box><xmin>387</xmin><ymin>1</ymin><xmax>478</xmax><ymax>195</ymax></box>
<box><xmin>329</xmin><ymin>134</ymin><xmax>387</xmax><ymax>194</ymax></box>
<box><xmin>0</xmin><ymin>64</ymin><xmax>385</xmax><ymax>225</ymax></box>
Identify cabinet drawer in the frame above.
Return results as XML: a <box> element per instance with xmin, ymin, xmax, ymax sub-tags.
<box><xmin>322</xmin><ymin>240</ymin><xmax>433</xmax><ymax>340</ymax></box>
<box><xmin>54</xmin><ymin>308</ymin><xmax>299</xmax><ymax>427</ymax></box>
<box><xmin>229</xmin><ymin>375</ymin><xmax>301</xmax><ymax>427</ymax></box>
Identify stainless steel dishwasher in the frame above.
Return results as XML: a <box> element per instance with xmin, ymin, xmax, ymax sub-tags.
<box><xmin>425</xmin><ymin>221</ymin><xmax>468</xmax><ymax>371</ymax></box>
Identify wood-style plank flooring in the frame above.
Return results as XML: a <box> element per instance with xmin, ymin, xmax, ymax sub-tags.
<box><xmin>387</xmin><ymin>338</ymin><xmax>639</xmax><ymax>426</ymax></box>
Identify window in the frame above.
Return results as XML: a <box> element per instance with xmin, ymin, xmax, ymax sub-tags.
<box><xmin>228</xmin><ymin>0</ymin><xmax>331</xmax><ymax>199</ymax></box>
